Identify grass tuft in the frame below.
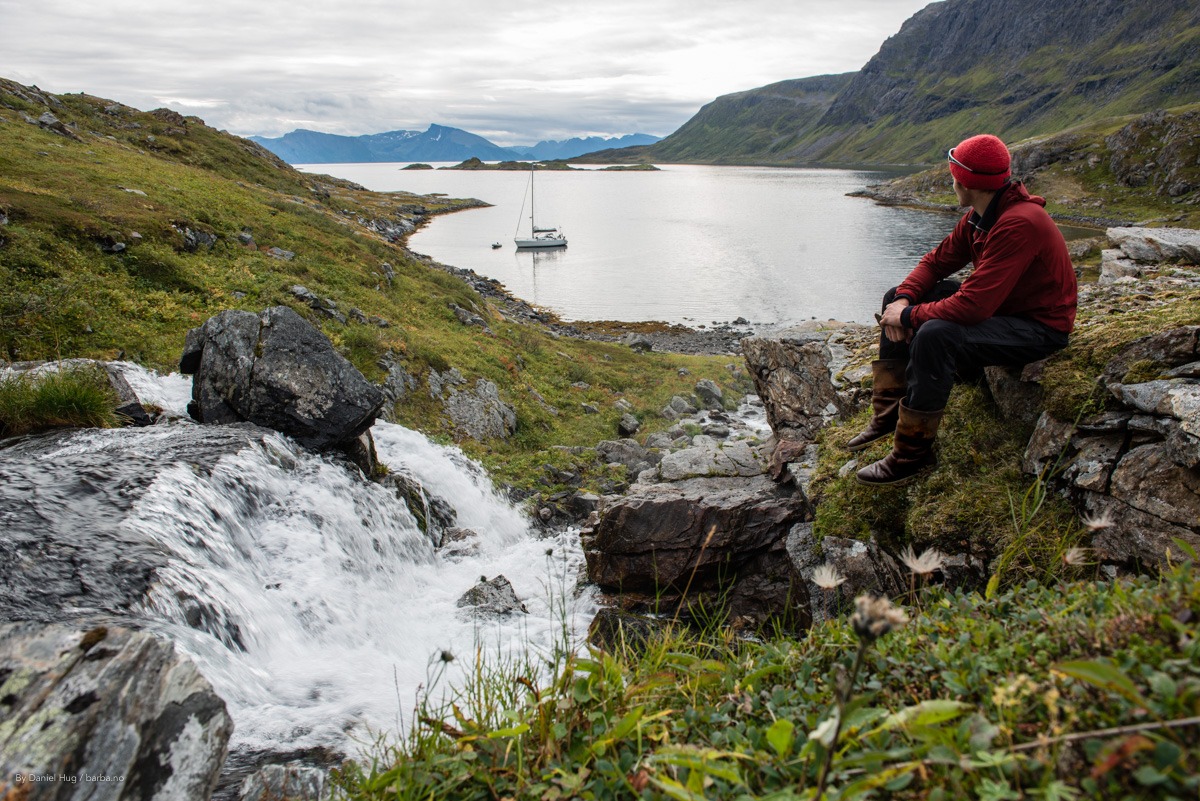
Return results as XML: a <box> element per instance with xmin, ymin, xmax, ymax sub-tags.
<box><xmin>0</xmin><ymin>367</ymin><xmax>119</xmax><ymax>436</ymax></box>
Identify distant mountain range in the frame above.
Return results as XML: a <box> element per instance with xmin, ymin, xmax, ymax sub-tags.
<box><xmin>249</xmin><ymin>126</ymin><xmax>660</xmax><ymax>164</ymax></box>
<box><xmin>574</xmin><ymin>0</ymin><xmax>1200</xmax><ymax>166</ymax></box>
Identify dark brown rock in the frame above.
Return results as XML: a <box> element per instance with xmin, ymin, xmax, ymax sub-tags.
<box><xmin>585</xmin><ymin>475</ymin><xmax>810</xmax><ymax>630</ymax></box>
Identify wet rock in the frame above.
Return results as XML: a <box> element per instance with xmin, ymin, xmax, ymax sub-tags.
<box><xmin>0</xmin><ymin>622</ymin><xmax>232</xmax><ymax>800</ymax></box>
<box><xmin>456</xmin><ymin>576</ymin><xmax>527</xmax><ymax>619</ymax></box>
<box><xmin>0</xmin><ymin>424</ymin><xmax>277</xmax><ymax>622</ymax></box>
<box><xmin>239</xmin><ymin>764</ymin><xmax>331</xmax><ymax>801</ymax></box>
<box><xmin>439</xmin><ymin>527</ymin><xmax>481</xmax><ymax>558</ymax></box>
<box><xmin>180</xmin><ymin>307</ymin><xmax>385</xmax><ymax>451</ymax></box>
<box><xmin>378</xmin><ymin>472</ymin><xmax>457</xmax><ymax>543</ymax></box>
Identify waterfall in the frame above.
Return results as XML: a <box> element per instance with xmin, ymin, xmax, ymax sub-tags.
<box><xmin>94</xmin><ymin>366</ymin><xmax>596</xmax><ymax>754</ymax></box>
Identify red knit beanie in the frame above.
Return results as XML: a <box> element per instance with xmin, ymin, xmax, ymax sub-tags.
<box><xmin>948</xmin><ymin>134</ymin><xmax>1011</xmax><ymax>191</ymax></box>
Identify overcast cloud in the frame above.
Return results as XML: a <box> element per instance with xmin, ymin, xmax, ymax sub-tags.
<box><xmin>0</xmin><ymin>0</ymin><xmax>931</xmax><ymax>144</ymax></box>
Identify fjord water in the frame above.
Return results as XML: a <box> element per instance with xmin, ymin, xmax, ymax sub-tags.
<box><xmin>304</xmin><ymin>163</ymin><xmax>957</xmax><ymax>326</ymax></box>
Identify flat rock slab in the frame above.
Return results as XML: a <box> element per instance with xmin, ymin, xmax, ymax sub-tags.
<box><xmin>0</xmin><ymin>622</ymin><xmax>231</xmax><ymax>801</ymax></box>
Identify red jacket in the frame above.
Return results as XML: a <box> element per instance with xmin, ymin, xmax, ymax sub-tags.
<box><xmin>897</xmin><ymin>182</ymin><xmax>1077</xmax><ymax>334</ymax></box>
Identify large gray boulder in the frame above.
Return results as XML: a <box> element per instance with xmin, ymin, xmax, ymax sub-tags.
<box><xmin>0</xmin><ymin>622</ymin><xmax>232</xmax><ymax>800</ymax></box>
<box><xmin>1107</xmin><ymin>227</ymin><xmax>1200</xmax><ymax>264</ymax></box>
<box><xmin>180</xmin><ymin>307</ymin><xmax>384</xmax><ymax>450</ymax></box>
<box><xmin>585</xmin><ymin>475</ymin><xmax>810</xmax><ymax>630</ymax></box>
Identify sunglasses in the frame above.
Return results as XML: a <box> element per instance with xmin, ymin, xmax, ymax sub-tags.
<box><xmin>947</xmin><ymin>148</ymin><xmax>1008</xmax><ymax>175</ymax></box>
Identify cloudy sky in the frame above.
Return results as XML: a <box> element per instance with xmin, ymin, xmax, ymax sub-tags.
<box><xmin>1</xmin><ymin>0</ymin><xmax>932</xmax><ymax>145</ymax></box>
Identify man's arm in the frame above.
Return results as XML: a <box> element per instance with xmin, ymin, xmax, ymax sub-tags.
<box><xmin>907</xmin><ymin>217</ymin><xmax>1035</xmax><ymax>329</ymax></box>
<box><xmin>894</xmin><ymin>215</ymin><xmax>974</xmax><ymax>304</ymax></box>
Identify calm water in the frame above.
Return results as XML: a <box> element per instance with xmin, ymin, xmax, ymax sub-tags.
<box><xmin>302</xmin><ymin>163</ymin><xmax>961</xmax><ymax>326</ymax></box>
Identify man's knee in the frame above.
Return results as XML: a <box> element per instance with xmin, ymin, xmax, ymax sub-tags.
<box><xmin>911</xmin><ymin>319</ymin><xmax>963</xmax><ymax>356</ymax></box>
<box><xmin>882</xmin><ymin>286</ymin><xmax>900</xmax><ymax>306</ymax></box>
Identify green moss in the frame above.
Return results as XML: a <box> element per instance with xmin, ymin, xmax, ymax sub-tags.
<box><xmin>811</xmin><ymin>386</ymin><xmax>1080</xmax><ymax>586</ymax></box>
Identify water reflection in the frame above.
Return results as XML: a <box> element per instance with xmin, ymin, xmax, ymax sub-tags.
<box><xmin>304</xmin><ymin>163</ymin><xmax>1088</xmax><ymax>327</ymax></box>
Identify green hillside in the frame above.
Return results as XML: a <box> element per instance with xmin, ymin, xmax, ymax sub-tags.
<box><xmin>587</xmin><ymin>0</ymin><xmax>1200</xmax><ymax>167</ymax></box>
<box><xmin>0</xmin><ymin>79</ymin><xmax>739</xmax><ymax>489</ymax></box>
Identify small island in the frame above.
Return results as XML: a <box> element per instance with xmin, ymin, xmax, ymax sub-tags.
<box><xmin>401</xmin><ymin>163</ymin><xmax>434</xmax><ymax>170</ymax></box>
<box><xmin>440</xmin><ymin>157</ymin><xmax>657</xmax><ymax>171</ymax></box>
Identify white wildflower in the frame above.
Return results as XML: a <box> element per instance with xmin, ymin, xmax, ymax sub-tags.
<box><xmin>1081</xmin><ymin>508</ymin><xmax>1115</xmax><ymax>532</ymax></box>
<box><xmin>899</xmin><ymin>545</ymin><xmax>945</xmax><ymax>577</ymax></box>
<box><xmin>812</xmin><ymin>564</ymin><xmax>847</xmax><ymax>590</ymax></box>
<box><xmin>1063</xmin><ymin>547</ymin><xmax>1095</xmax><ymax>567</ymax></box>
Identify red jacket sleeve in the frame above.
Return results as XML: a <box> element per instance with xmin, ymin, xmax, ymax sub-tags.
<box><xmin>895</xmin><ymin>215</ymin><xmax>974</xmax><ymax>302</ymax></box>
<box><xmin>908</xmin><ymin>214</ymin><xmax>1037</xmax><ymax>328</ymax></box>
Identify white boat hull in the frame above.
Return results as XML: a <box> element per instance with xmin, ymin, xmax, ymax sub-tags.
<box><xmin>515</xmin><ymin>236</ymin><xmax>567</xmax><ymax>249</ymax></box>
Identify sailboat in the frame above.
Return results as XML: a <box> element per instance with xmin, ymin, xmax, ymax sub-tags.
<box><xmin>514</xmin><ymin>165</ymin><xmax>567</xmax><ymax>249</ymax></box>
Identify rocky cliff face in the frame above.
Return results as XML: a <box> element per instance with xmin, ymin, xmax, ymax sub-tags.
<box><xmin>622</xmin><ymin>0</ymin><xmax>1200</xmax><ymax>166</ymax></box>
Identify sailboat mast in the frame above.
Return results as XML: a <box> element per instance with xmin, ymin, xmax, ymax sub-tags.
<box><xmin>529</xmin><ymin>164</ymin><xmax>535</xmax><ymax>236</ymax></box>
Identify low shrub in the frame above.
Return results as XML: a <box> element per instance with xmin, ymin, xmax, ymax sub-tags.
<box><xmin>337</xmin><ymin>564</ymin><xmax>1200</xmax><ymax>800</ymax></box>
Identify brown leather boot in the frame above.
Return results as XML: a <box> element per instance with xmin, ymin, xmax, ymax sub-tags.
<box><xmin>856</xmin><ymin>402</ymin><xmax>943</xmax><ymax>486</ymax></box>
<box><xmin>846</xmin><ymin>359</ymin><xmax>907</xmax><ymax>452</ymax></box>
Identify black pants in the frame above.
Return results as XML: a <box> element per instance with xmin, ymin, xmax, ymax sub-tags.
<box><xmin>878</xmin><ymin>282</ymin><xmax>1069</xmax><ymax>411</ymax></box>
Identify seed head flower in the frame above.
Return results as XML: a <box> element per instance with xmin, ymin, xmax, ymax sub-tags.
<box><xmin>899</xmin><ymin>545</ymin><xmax>945</xmax><ymax>577</ymax></box>
<box><xmin>812</xmin><ymin>564</ymin><xmax>847</xmax><ymax>590</ymax></box>
<box><xmin>850</xmin><ymin>594</ymin><xmax>908</xmax><ymax>643</ymax></box>
<box><xmin>1063</xmin><ymin>546</ymin><xmax>1094</xmax><ymax>567</ymax></box>
<box><xmin>1081</xmin><ymin>509</ymin><xmax>1115</xmax><ymax>532</ymax></box>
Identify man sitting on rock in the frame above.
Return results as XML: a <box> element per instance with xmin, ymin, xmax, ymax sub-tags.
<box><xmin>852</xmin><ymin>134</ymin><xmax>1077</xmax><ymax>485</ymax></box>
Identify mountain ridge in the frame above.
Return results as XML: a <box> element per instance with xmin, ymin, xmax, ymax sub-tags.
<box><xmin>579</xmin><ymin>0</ymin><xmax>1200</xmax><ymax>166</ymax></box>
<box><xmin>251</xmin><ymin>126</ymin><xmax>661</xmax><ymax>164</ymax></box>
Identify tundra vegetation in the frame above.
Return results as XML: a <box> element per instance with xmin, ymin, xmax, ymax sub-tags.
<box><xmin>2</xmin><ymin>78</ymin><xmax>1199</xmax><ymax>798</ymax></box>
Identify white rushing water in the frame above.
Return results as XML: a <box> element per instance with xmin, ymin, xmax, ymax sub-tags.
<box><xmin>112</xmin><ymin>366</ymin><xmax>595</xmax><ymax>754</ymax></box>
